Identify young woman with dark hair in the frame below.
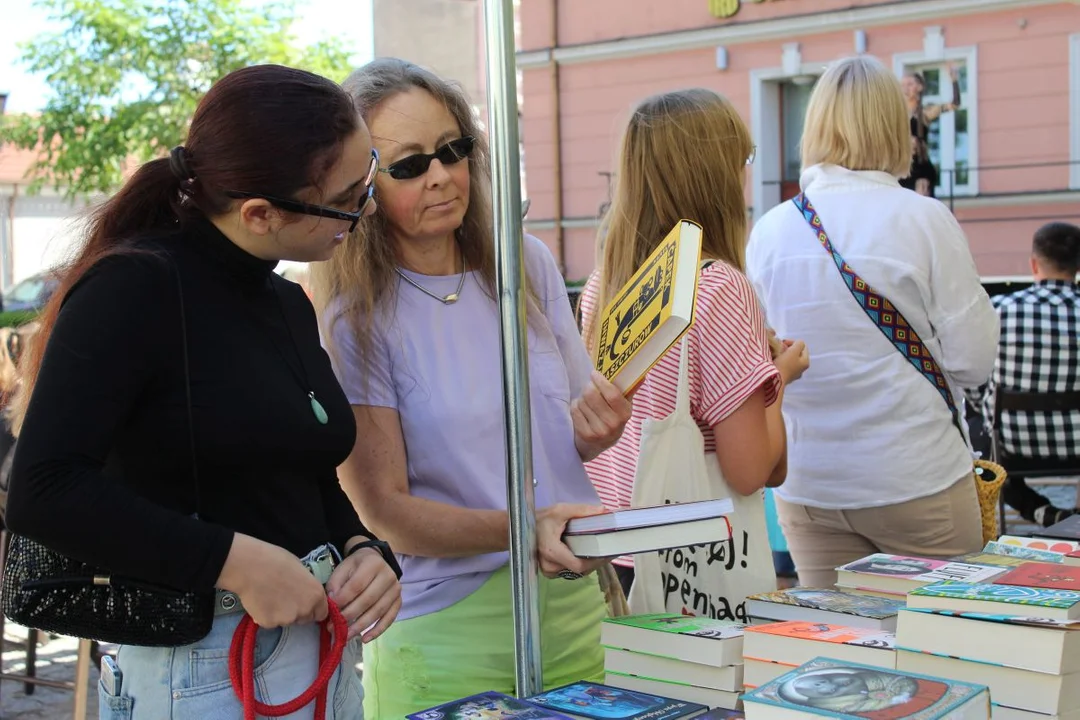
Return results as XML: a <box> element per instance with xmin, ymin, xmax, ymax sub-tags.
<box><xmin>4</xmin><ymin>63</ymin><xmax>400</xmax><ymax>719</ymax></box>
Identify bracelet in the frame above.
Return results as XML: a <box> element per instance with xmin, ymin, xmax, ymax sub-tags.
<box><xmin>344</xmin><ymin>539</ymin><xmax>403</xmax><ymax>580</ymax></box>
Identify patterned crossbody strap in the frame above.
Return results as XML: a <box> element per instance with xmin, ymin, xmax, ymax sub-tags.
<box><xmin>791</xmin><ymin>193</ymin><xmax>963</xmax><ymax>434</ymax></box>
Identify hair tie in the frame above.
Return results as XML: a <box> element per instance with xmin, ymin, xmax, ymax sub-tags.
<box><xmin>168</xmin><ymin>145</ymin><xmax>196</xmax><ymax>189</ymax></box>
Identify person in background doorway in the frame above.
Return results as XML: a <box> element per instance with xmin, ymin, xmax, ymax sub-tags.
<box><xmin>899</xmin><ymin>65</ymin><xmax>961</xmax><ymax>197</ymax></box>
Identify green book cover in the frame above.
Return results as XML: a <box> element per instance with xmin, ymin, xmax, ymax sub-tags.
<box><xmin>911</xmin><ymin>581</ymin><xmax>1080</xmax><ymax>608</ymax></box>
<box><xmin>603</xmin><ymin>613</ymin><xmax>746</xmax><ymax>640</ymax></box>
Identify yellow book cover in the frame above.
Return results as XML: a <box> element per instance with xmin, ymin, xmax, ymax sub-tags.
<box><xmin>594</xmin><ymin>219</ymin><xmax>703</xmax><ymax>393</ymax></box>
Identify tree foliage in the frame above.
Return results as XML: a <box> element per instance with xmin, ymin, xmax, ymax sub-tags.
<box><xmin>0</xmin><ymin>0</ymin><xmax>355</xmax><ymax>197</ymax></box>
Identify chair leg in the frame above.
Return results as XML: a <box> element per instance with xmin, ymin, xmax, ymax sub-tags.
<box><xmin>71</xmin><ymin>638</ymin><xmax>92</xmax><ymax>720</ymax></box>
<box><xmin>24</xmin><ymin>628</ymin><xmax>36</xmax><ymax>695</ymax></box>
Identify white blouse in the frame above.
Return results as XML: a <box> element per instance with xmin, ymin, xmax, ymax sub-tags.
<box><xmin>746</xmin><ymin>164</ymin><xmax>999</xmax><ymax>510</ymax></box>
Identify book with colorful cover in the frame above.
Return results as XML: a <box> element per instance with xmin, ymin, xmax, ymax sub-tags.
<box><xmin>601</xmin><ymin>614</ymin><xmax>745</xmax><ymax>668</ymax></box>
<box><xmin>593</xmin><ymin>220</ymin><xmax>703</xmax><ymax>394</ymax></box>
<box><xmin>527</xmin><ymin>682</ymin><xmax>707</xmax><ymax>720</ymax></box>
<box><xmin>835</xmin><ymin>554</ymin><xmax>1005</xmax><ymax>595</ymax></box>
<box><xmin>901</xmin><ymin>606</ymin><xmax>1080</xmax><ymax>629</ymax></box>
<box><xmin>909</xmin><ymin>581</ymin><xmax>1080</xmax><ymax>617</ymax></box>
<box><xmin>407</xmin><ymin>692</ymin><xmax>575</xmax><ymax>720</ymax></box>
<box><xmin>744</xmin><ymin>621</ymin><xmax>895</xmax><ymax>650</ymax></box>
<box><xmin>743</xmin><ymin>657</ymin><xmax>989</xmax><ymax>719</ymax></box>
<box><xmin>996</xmin><ymin>535</ymin><xmax>1080</xmax><ymax>554</ymax></box>
<box><xmin>948</xmin><ymin>551</ymin><xmax>1028</xmax><ymax>569</ymax></box>
<box><xmin>747</xmin><ymin>588</ymin><xmax>904</xmax><ymax>619</ymax></box>
<box><xmin>603</xmin><ymin>614</ymin><xmax>745</xmax><ymax>641</ymax></box>
<box><xmin>980</xmin><ymin>541</ymin><xmax>1066</xmax><ymax>562</ymax></box>
<box><xmin>993</xmin><ymin>561</ymin><xmax>1080</xmax><ymax>591</ymax></box>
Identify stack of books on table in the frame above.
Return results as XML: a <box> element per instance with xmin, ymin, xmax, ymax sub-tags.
<box><xmin>741</xmin><ymin>621</ymin><xmax>896</xmax><ymax>691</ymax></box>
<box><xmin>407</xmin><ymin>682</ymin><xmax>711</xmax><ymax>720</ymax></box>
<box><xmin>601</xmin><ymin>614</ymin><xmax>745</xmax><ymax>710</ymax></box>
<box><xmin>896</xmin><ymin>564</ymin><xmax>1080</xmax><ymax>720</ymax></box>
<box><xmin>743</xmin><ymin>587</ymin><xmax>904</xmax><ymax>630</ymax></box>
<box><xmin>742</xmin><ymin>657</ymin><xmax>990</xmax><ymax>720</ymax></box>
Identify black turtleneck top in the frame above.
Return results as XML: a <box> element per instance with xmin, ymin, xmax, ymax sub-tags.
<box><xmin>6</xmin><ymin>217</ymin><xmax>368</xmax><ymax>593</ymax></box>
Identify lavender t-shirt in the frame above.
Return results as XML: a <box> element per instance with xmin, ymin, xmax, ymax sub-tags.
<box><xmin>326</xmin><ymin>235</ymin><xmax>600</xmax><ymax>620</ymax></box>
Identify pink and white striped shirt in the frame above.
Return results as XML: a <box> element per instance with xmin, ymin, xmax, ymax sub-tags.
<box><xmin>581</xmin><ymin>261</ymin><xmax>781</xmax><ymax>565</ymax></box>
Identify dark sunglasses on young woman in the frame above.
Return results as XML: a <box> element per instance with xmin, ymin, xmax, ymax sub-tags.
<box><xmin>224</xmin><ymin>148</ymin><xmax>380</xmax><ymax>233</ymax></box>
<box><xmin>379</xmin><ymin>136</ymin><xmax>475</xmax><ymax>181</ymax></box>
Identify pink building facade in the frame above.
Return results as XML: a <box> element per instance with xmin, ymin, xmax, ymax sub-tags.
<box><xmin>516</xmin><ymin>0</ymin><xmax>1080</xmax><ymax>282</ymax></box>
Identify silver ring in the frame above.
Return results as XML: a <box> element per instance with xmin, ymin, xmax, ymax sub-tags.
<box><xmin>557</xmin><ymin>570</ymin><xmax>584</xmax><ymax>580</ymax></box>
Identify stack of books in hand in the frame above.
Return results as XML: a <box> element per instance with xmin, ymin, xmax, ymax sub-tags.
<box><xmin>601</xmin><ymin>614</ymin><xmax>746</xmax><ymax>710</ymax></box>
<box><xmin>896</xmin><ymin>563</ymin><xmax>1080</xmax><ymax>720</ymax></box>
<box><xmin>741</xmin><ymin>621</ymin><xmax>896</xmax><ymax>691</ymax></box>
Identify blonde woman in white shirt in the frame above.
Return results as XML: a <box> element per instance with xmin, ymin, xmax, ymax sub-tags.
<box><xmin>746</xmin><ymin>55</ymin><xmax>999</xmax><ymax>589</ymax></box>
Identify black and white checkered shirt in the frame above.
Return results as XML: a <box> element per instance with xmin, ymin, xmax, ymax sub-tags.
<box><xmin>972</xmin><ymin>280</ymin><xmax>1080</xmax><ymax>458</ymax></box>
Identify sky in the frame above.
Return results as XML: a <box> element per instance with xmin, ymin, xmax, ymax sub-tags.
<box><xmin>0</xmin><ymin>0</ymin><xmax>375</xmax><ymax>114</ymax></box>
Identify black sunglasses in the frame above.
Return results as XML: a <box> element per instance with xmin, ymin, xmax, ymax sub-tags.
<box><xmin>380</xmin><ymin>136</ymin><xmax>475</xmax><ymax>180</ymax></box>
<box><xmin>225</xmin><ymin>148</ymin><xmax>379</xmax><ymax>233</ymax></box>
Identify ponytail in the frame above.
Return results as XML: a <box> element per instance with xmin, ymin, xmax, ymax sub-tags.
<box><xmin>7</xmin><ymin>156</ymin><xmax>185</xmax><ymax>435</ymax></box>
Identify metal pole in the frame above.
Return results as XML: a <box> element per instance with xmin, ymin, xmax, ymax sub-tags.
<box><xmin>481</xmin><ymin>0</ymin><xmax>544</xmax><ymax>698</ymax></box>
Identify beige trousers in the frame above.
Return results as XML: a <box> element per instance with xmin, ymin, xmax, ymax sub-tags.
<box><xmin>775</xmin><ymin>475</ymin><xmax>983</xmax><ymax>589</ymax></box>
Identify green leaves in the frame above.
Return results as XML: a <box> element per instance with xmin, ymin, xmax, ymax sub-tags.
<box><xmin>0</xmin><ymin>0</ymin><xmax>356</xmax><ymax>197</ymax></box>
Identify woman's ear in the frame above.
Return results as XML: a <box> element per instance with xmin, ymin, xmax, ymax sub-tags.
<box><xmin>238</xmin><ymin>198</ymin><xmax>282</xmax><ymax>237</ymax></box>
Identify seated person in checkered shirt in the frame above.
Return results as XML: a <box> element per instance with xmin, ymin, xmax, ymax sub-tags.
<box><xmin>967</xmin><ymin>222</ymin><xmax>1080</xmax><ymax>527</ymax></box>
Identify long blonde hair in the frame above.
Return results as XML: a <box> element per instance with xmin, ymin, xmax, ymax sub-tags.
<box><xmin>312</xmin><ymin>58</ymin><xmax>498</xmax><ymax>367</ymax></box>
<box><xmin>586</xmin><ymin>88</ymin><xmax>754</xmax><ymax>351</ymax></box>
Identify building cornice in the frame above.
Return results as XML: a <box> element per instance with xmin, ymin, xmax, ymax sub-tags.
<box><xmin>517</xmin><ymin>0</ymin><xmax>1071</xmax><ymax>69</ymax></box>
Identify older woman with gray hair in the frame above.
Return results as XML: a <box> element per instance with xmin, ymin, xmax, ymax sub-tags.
<box><xmin>310</xmin><ymin>58</ymin><xmax>632</xmax><ymax>718</ymax></box>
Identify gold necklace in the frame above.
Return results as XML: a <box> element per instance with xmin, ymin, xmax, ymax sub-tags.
<box><xmin>395</xmin><ymin>254</ymin><xmax>468</xmax><ymax>305</ymax></box>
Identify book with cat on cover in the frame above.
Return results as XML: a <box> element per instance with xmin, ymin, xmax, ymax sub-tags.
<box><xmin>407</xmin><ymin>691</ymin><xmax>575</xmax><ymax>720</ymax></box>
<box><xmin>527</xmin><ymin>681</ymin><xmax>707</xmax><ymax>720</ymax></box>
<box><xmin>746</xmin><ymin>588</ymin><xmax>905</xmax><ymax>631</ymax></box>
<box><xmin>908</xmin><ymin>581</ymin><xmax>1080</xmax><ymax>620</ymax></box>
<box><xmin>593</xmin><ymin>220</ymin><xmax>703</xmax><ymax>394</ymax></box>
<box><xmin>834</xmin><ymin>553</ymin><xmax>1005</xmax><ymax>597</ymax></box>
<box><xmin>993</xmin><ymin>561</ymin><xmax>1080</xmax><ymax>592</ymax></box>
<box><xmin>601</xmin><ymin>613</ymin><xmax>745</xmax><ymax>667</ymax></box>
<box><xmin>743</xmin><ymin>657</ymin><xmax>990</xmax><ymax>720</ymax></box>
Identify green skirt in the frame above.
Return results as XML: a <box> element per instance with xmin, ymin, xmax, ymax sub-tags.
<box><xmin>362</xmin><ymin>565</ymin><xmax>606</xmax><ymax>720</ymax></box>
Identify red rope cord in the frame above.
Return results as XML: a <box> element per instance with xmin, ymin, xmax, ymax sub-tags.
<box><xmin>228</xmin><ymin>600</ymin><xmax>349</xmax><ymax>720</ymax></box>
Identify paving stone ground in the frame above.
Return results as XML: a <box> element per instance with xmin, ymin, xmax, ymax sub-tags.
<box><xmin>0</xmin><ymin>481</ymin><xmax>1074</xmax><ymax>718</ymax></box>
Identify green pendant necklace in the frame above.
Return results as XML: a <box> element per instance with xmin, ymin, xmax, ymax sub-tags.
<box><xmin>267</xmin><ymin>281</ymin><xmax>329</xmax><ymax>426</ymax></box>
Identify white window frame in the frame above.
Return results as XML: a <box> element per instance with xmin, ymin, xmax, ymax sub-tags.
<box><xmin>1070</xmin><ymin>34</ymin><xmax>1080</xmax><ymax>190</ymax></box>
<box><xmin>893</xmin><ymin>40</ymin><xmax>979</xmax><ymax>197</ymax></box>
<box><xmin>749</xmin><ymin>42</ymin><xmax>826</xmax><ymax>222</ymax></box>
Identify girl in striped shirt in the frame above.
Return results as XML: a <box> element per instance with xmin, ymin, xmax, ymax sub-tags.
<box><xmin>581</xmin><ymin>88</ymin><xmax>809</xmax><ymax>612</ymax></box>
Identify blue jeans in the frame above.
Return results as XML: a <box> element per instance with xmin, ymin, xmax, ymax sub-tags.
<box><xmin>98</xmin><ymin>610</ymin><xmax>364</xmax><ymax>719</ymax></box>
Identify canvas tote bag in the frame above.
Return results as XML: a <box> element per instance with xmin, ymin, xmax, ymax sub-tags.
<box><xmin>626</xmin><ymin>334</ymin><xmax>777</xmax><ymax>622</ymax></box>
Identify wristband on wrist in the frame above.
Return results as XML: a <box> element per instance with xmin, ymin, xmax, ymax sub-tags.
<box><xmin>344</xmin><ymin>539</ymin><xmax>403</xmax><ymax>579</ymax></box>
